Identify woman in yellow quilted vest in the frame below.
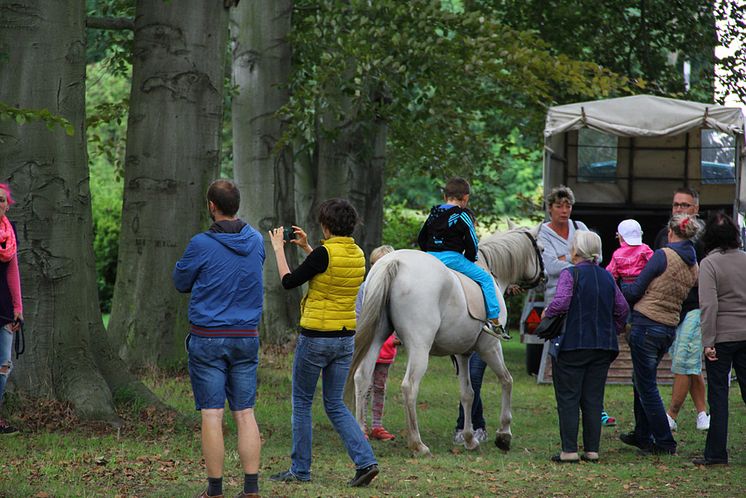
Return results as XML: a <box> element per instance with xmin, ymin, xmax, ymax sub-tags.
<box><xmin>267</xmin><ymin>198</ymin><xmax>379</xmax><ymax>488</ymax></box>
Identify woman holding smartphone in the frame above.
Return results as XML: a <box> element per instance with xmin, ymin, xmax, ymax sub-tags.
<box><xmin>267</xmin><ymin>198</ymin><xmax>379</xmax><ymax>488</ymax></box>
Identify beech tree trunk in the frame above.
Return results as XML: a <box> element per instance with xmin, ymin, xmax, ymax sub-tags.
<box><xmin>300</xmin><ymin>107</ymin><xmax>387</xmax><ymax>259</ymax></box>
<box><xmin>107</xmin><ymin>1</ymin><xmax>230</xmax><ymax>367</ymax></box>
<box><xmin>0</xmin><ymin>0</ymin><xmax>160</xmax><ymax>421</ymax></box>
<box><xmin>231</xmin><ymin>0</ymin><xmax>300</xmax><ymax>343</ymax></box>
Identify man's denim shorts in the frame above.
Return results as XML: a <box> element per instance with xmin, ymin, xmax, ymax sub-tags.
<box><xmin>669</xmin><ymin>309</ymin><xmax>703</xmax><ymax>375</ymax></box>
<box><xmin>186</xmin><ymin>334</ymin><xmax>259</xmax><ymax>411</ymax></box>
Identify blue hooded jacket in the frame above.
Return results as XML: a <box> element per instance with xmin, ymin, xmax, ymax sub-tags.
<box><xmin>173</xmin><ymin>223</ymin><xmax>264</xmax><ymax>337</ymax></box>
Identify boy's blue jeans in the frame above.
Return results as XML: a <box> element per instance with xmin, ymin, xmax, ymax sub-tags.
<box><xmin>290</xmin><ymin>335</ymin><xmax>377</xmax><ymax>480</ymax></box>
<box><xmin>428</xmin><ymin>251</ymin><xmax>500</xmax><ymax>319</ymax></box>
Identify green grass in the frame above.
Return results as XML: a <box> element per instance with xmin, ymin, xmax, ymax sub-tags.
<box><xmin>1</xmin><ymin>341</ymin><xmax>744</xmax><ymax>497</ymax></box>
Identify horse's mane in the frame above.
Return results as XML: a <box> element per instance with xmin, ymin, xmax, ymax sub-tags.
<box><xmin>478</xmin><ymin>227</ymin><xmax>539</xmax><ymax>284</ymax></box>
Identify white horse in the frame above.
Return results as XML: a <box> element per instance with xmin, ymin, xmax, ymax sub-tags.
<box><xmin>345</xmin><ymin>226</ymin><xmax>544</xmax><ymax>456</ymax></box>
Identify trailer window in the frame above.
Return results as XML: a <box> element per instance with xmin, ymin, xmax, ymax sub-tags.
<box><xmin>577</xmin><ymin>129</ymin><xmax>618</xmax><ymax>183</ymax></box>
<box><xmin>701</xmin><ymin>130</ymin><xmax>735</xmax><ymax>184</ymax></box>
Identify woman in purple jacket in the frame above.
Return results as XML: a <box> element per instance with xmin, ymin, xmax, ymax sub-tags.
<box><xmin>543</xmin><ymin>231</ymin><xmax>629</xmax><ymax>463</ymax></box>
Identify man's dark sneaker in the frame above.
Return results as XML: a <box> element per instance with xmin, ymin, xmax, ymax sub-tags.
<box><xmin>0</xmin><ymin>419</ymin><xmax>18</xmax><ymax>436</ymax></box>
<box><xmin>269</xmin><ymin>470</ymin><xmax>310</xmax><ymax>483</ymax></box>
<box><xmin>619</xmin><ymin>431</ymin><xmax>651</xmax><ymax>451</ymax></box>
<box><xmin>348</xmin><ymin>464</ymin><xmax>379</xmax><ymax>487</ymax></box>
<box><xmin>637</xmin><ymin>445</ymin><xmax>676</xmax><ymax>457</ymax></box>
<box><xmin>692</xmin><ymin>457</ymin><xmax>728</xmax><ymax>466</ymax></box>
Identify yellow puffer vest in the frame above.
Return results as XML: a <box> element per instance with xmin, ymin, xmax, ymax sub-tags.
<box><xmin>299</xmin><ymin>237</ymin><xmax>365</xmax><ymax>332</ymax></box>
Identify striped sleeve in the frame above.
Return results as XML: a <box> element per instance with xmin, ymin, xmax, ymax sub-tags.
<box><xmin>459</xmin><ymin>212</ymin><xmax>479</xmax><ymax>262</ymax></box>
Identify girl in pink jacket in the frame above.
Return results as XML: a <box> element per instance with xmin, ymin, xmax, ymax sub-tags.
<box><xmin>606</xmin><ymin>219</ymin><xmax>654</xmax><ymax>287</ymax></box>
<box><xmin>355</xmin><ymin>245</ymin><xmax>399</xmax><ymax>441</ymax></box>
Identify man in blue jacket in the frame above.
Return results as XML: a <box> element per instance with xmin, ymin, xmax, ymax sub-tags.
<box><xmin>173</xmin><ymin>179</ymin><xmax>265</xmax><ymax>498</ymax></box>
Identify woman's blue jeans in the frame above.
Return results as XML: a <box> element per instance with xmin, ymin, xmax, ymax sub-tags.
<box><xmin>629</xmin><ymin>323</ymin><xmax>677</xmax><ymax>452</ymax></box>
<box><xmin>290</xmin><ymin>334</ymin><xmax>377</xmax><ymax>480</ymax></box>
<box><xmin>0</xmin><ymin>326</ymin><xmax>13</xmax><ymax>407</ymax></box>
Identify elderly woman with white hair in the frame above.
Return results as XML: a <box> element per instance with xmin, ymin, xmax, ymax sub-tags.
<box><xmin>543</xmin><ymin>231</ymin><xmax>629</xmax><ymax>463</ymax></box>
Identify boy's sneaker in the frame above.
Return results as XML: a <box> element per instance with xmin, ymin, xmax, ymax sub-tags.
<box><xmin>348</xmin><ymin>464</ymin><xmax>379</xmax><ymax>487</ymax></box>
<box><xmin>482</xmin><ymin>320</ymin><xmax>511</xmax><ymax>340</ymax></box>
<box><xmin>0</xmin><ymin>418</ymin><xmax>18</xmax><ymax>436</ymax></box>
<box><xmin>369</xmin><ymin>426</ymin><xmax>396</xmax><ymax>441</ymax></box>
<box><xmin>452</xmin><ymin>429</ymin><xmax>465</xmax><ymax>444</ymax></box>
<box><xmin>666</xmin><ymin>413</ymin><xmax>677</xmax><ymax>431</ymax></box>
<box><xmin>473</xmin><ymin>428</ymin><xmax>488</xmax><ymax>442</ymax></box>
<box><xmin>696</xmin><ymin>411</ymin><xmax>710</xmax><ymax>431</ymax></box>
<box><xmin>601</xmin><ymin>411</ymin><xmax>616</xmax><ymax>427</ymax></box>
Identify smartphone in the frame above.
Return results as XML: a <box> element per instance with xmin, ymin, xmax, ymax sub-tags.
<box><xmin>283</xmin><ymin>226</ymin><xmax>296</xmax><ymax>241</ymax></box>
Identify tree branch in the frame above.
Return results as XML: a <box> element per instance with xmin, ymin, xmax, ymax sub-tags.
<box><xmin>86</xmin><ymin>16</ymin><xmax>134</xmax><ymax>31</ymax></box>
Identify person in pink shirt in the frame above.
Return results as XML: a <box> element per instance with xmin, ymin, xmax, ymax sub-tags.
<box><xmin>355</xmin><ymin>245</ymin><xmax>400</xmax><ymax>441</ymax></box>
<box><xmin>0</xmin><ymin>183</ymin><xmax>23</xmax><ymax>435</ymax></box>
<box><xmin>606</xmin><ymin>219</ymin><xmax>654</xmax><ymax>290</ymax></box>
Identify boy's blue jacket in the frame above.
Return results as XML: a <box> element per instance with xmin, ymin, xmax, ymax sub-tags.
<box><xmin>173</xmin><ymin>223</ymin><xmax>265</xmax><ymax>335</ymax></box>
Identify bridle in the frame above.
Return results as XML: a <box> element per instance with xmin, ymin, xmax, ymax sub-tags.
<box><xmin>516</xmin><ymin>230</ymin><xmax>546</xmax><ymax>290</ymax></box>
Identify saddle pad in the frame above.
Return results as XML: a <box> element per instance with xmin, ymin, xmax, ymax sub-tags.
<box><xmin>452</xmin><ymin>270</ymin><xmax>506</xmax><ymax>326</ymax></box>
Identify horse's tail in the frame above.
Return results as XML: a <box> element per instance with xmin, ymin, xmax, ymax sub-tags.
<box><xmin>344</xmin><ymin>256</ymin><xmax>400</xmax><ymax>405</ymax></box>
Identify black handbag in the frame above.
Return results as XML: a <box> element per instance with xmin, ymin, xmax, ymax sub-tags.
<box><xmin>536</xmin><ymin>267</ymin><xmax>577</xmax><ymax>341</ymax></box>
<box><xmin>535</xmin><ymin>314</ymin><xmax>566</xmax><ymax>340</ymax></box>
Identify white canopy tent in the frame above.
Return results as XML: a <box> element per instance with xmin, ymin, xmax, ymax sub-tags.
<box><xmin>545</xmin><ymin>94</ymin><xmax>744</xmax><ymax>138</ymax></box>
<box><xmin>542</xmin><ymin>95</ymin><xmax>745</xmax><ymax>212</ymax></box>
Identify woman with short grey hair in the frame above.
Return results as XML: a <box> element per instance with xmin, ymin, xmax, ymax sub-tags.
<box><xmin>543</xmin><ymin>230</ymin><xmax>629</xmax><ymax>462</ymax></box>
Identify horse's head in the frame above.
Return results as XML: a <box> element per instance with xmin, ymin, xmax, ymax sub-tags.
<box><xmin>479</xmin><ymin>224</ymin><xmax>546</xmax><ymax>290</ymax></box>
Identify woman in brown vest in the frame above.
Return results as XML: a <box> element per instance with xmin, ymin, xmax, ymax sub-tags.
<box><xmin>619</xmin><ymin>213</ymin><xmax>699</xmax><ymax>456</ymax></box>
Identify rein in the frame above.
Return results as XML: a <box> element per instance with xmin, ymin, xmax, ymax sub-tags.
<box><xmin>517</xmin><ymin>230</ymin><xmax>546</xmax><ymax>290</ymax></box>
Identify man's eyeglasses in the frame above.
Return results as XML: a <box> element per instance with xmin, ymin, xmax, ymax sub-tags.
<box><xmin>672</xmin><ymin>202</ymin><xmax>693</xmax><ymax>209</ymax></box>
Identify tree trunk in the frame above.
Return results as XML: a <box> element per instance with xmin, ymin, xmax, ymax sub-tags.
<box><xmin>107</xmin><ymin>1</ymin><xmax>230</xmax><ymax>368</ymax></box>
<box><xmin>231</xmin><ymin>0</ymin><xmax>299</xmax><ymax>344</ymax></box>
<box><xmin>0</xmin><ymin>0</ymin><xmax>161</xmax><ymax>421</ymax></box>
<box><xmin>303</xmin><ymin>106</ymin><xmax>387</xmax><ymax>259</ymax></box>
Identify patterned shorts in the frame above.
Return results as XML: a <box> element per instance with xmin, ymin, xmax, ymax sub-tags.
<box><xmin>669</xmin><ymin>309</ymin><xmax>703</xmax><ymax>375</ymax></box>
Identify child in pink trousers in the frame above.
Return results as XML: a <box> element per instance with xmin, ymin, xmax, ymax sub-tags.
<box><xmin>606</xmin><ymin>219</ymin><xmax>654</xmax><ymax>289</ymax></box>
<box><xmin>355</xmin><ymin>245</ymin><xmax>399</xmax><ymax>441</ymax></box>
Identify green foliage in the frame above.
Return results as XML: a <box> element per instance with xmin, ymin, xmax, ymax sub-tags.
<box><xmin>490</xmin><ymin>0</ymin><xmax>718</xmax><ymax>102</ymax></box>
<box><xmin>87</xmin><ymin>62</ymin><xmax>129</xmax><ymax>312</ymax></box>
<box><xmin>284</xmin><ymin>0</ymin><xmax>628</xmax><ymax>178</ymax></box>
<box><xmin>382</xmin><ymin>202</ymin><xmax>427</xmax><ymax>250</ymax></box>
<box><xmin>86</xmin><ymin>0</ymin><xmax>135</xmax><ymax>70</ymax></box>
<box><xmin>0</xmin><ymin>102</ymin><xmax>75</xmax><ymax>138</ymax></box>
<box><xmin>713</xmin><ymin>0</ymin><xmax>746</xmax><ymax>105</ymax></box>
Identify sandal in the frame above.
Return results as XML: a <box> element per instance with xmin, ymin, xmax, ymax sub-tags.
<box><xmin>601</xmin><ymin>411</ymin><xmax>616</xmax><ymax>427</ymax></box>
<box><xmin>550</xmin><ymin>453</ymin><xmax>579</xmax><ymax>463</ymax></box>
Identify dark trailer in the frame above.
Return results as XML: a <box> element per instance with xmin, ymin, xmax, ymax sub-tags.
<box><xmin>521</xmin><ymin>95</ymin><xmax>745</xmax><ymax>383</ymax></box>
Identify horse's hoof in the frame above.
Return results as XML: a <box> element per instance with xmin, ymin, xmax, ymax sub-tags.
<box><xmin>464</xmin><ymin>438</ymin><xmax>480</xmax><ymax>451</ymax></box>
<box><xmin>495</xmin><ymin>433</ymin><xmax>512</xmax><ymax>451</ymax></box>
<box><xmin>412</xmin><ymin>444</ymin><xmax>432</xmax><ymax>457</ymax></box>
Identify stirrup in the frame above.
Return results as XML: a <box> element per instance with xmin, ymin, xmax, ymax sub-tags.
<box><xmin>482</xmin><ymin>321</ymin><xmax>511</xmax><ymax>341</ymax></box>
